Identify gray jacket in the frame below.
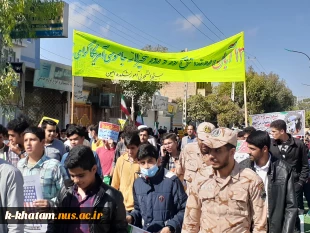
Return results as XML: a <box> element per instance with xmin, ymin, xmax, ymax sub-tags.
<box><xmin>0</xmin><ymin>159</ymin><xmax>24</xmax><ymax>233</ymax></box>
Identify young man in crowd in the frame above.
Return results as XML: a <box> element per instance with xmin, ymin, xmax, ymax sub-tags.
<box><xmin>59</xmin><ymin>129</ymin><xmax>67</xmax><ymax>143</ymax></box>
<box><xmin>0</xmin><ymin>158</ymin><xmax>24</xmax><ymax>233</ymax></box>
<box><xmin>96</xmin><ymin>139</ymin><xmax>116</xmax><ymax>184</ymax></box>
<box><xmin>178</xmin><ymin>122</ymin><xmax>215</xmax><ymax>193</ymax></box>
<box><xmin>111</xmin><ymin>131</ymin><xmax>141</xmax><ymax>213</ymax></box>
<box><xmin>61</xmin><ymin>125</ymin><xmax>102</xmax><ymax>178</ymax></box>
<box><xmin>239</xmin><ymin>130</ymin><xmax>297</xmax><ymax>233</ymax></box>
<box><xmin>127</xmin><ymin>144</ymin><xmax>187</xmax><ymax>233</ymax></box>
<box><xmin>90</xmin><ymin>124</ymin><xmax>104</xmax><ymax>151</ymax></box>
<box><xmin>182</xmin><ymin>128</ymin><xmax>267</xmax><ymax>233</ymax></box>
<box><xmin>42</xmin><ymin>119</ymin><xmax>66</xmax><ymax>161</ymax></box>
<box><xmin>7</xmin><ymin>114</ymin><xmax>30</xmax><ymax>167</ymax></box>
<box><xmin>160</xmin><ymin>133</ymin><xmax>181</xmax><ymax>174</ymax></box>
<box><xmin>64</xmin><ymin>124</ymin><xmax>91</xmax><ymax>150</ymax></box>
<box><xmin>181</xmin><ymin>124</ymin><xmax>197</xmax><ymax>149</ymax></box>
<box><xmin>0</xmin><ymin>124</ymin><xmax>9</xmax><ymax>160</ymax></box>
<box><xmin>243</xmin><ymin>126</ymin><xmax>256</xmax><ymax>139</ymax></box>
<box><xmin>269</xmin><ymin>119</ymin><xmax>309</xmax><ymax>232</ymax></box>
<box><xmin>50</xmin><ymin>145</ymin><xmax>128</xmax><ymax>233</ymax></box>
<box><xmin>17</xmin><ymin>127</ymin><xmax>68</xmax><ymax>207</ymax></box>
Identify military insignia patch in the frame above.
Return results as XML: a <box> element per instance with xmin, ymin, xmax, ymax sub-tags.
<box><xmin>204</xmin><ymin>126</ymin><xmax>211</xmax><ymax>133</ymax></box>
<box><xmin>257</xmin><ymin>182</ymin><xmax>266</xmax><ymax>201</ymax></box>
<box><xmin>210</xmin><ymin>128</ymin><xmax>221</xmax><ymax>137</ymax></box>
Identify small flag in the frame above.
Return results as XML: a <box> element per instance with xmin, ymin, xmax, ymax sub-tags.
<box><xmin>154</xmin><ymin>122</ymin><xmax>159</xmax><ymax>136</ymax></box>
<box><xmin>120</xmin><ymin>95</ymin><xmax>130</xmax><ymax>116</ymax></box>
<box><xmin>135</xmin><ymin>111</ymin><xmax>144</xmax><ymax>127</ymax></box>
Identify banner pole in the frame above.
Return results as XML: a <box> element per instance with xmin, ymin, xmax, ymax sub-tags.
<box><xmin>71</xmin><ymin>76</ymin><xmax>75</xmax><ymax>124</ymax></box>
<box><xmin>244</xmin><ymin>79</ymin><xmax>248</xmax><ymax>127</ymax></box>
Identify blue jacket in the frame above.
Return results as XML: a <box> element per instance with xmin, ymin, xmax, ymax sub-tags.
<box><xmin>129</xmin><ymin>166</ymin><xmax>187</xmax><ymax>233</ymax></box>
<box><xmin>61</xmin><ymin>151</ymin><xmax>103</xmax><ymax>178</ymax></box>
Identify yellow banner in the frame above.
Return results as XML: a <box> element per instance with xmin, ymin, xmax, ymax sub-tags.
<box><xmin>72</xmin><ymin>30</ymin><xmax>245</xmax><ymax>82</ymax></box>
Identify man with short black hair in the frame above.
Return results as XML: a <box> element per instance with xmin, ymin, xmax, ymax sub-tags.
<box><xmin>239</xmin><ymin>130</ymin><xmax>297</xmax><ymax>233</ymax></box>
<box><xmin>50</xmin><ymin>145</ymin><xmax>128</xmax><ymax>233</ymax></box>
<box><xmin>270</xmin><ymin>119</ymin><xmax>309</xmax><ymax>232</ymax></box>
<box><xmin>17</xmin><ymin>127</ymin><xmax>68</xmax><ymax>207</ymax></box>
<box><xmin>61</xmin><ymin>125</ymin><xmax>102</xmax><ymax>178</ymax></box>
<box><xmin>41</xmin><ymin>119</ymin><xmax>66</xmax><ymax>161</ymax></box>
<box><xmin>181</xmin><ymin>124</ymin><xmax>197</xmax><ymax>149</ymax></box>
<box><xmin>7</xmin><ymin>114</ymin><xmax>30</xmax><ymax>167</ymax></box>
<box><xmin>243</xmin><ymin>126</ymin><xmax>256</xmax><ymax>139</ymax></box>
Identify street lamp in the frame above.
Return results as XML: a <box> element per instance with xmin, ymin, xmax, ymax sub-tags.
<box><xmin>285</xmin><ymin>49</ymin><xmax>310</xmax><ymax>66</ymax></box>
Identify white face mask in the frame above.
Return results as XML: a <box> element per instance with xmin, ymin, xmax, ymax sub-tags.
<box><xmin>60</xmin><ymin>137</ymin><xmax>67</xmax><ymax>140</ymax></box>
<box><xmin>88</xmin><ymin>133</ymin><xmax>92</xmax><ymax>139</ymax></box>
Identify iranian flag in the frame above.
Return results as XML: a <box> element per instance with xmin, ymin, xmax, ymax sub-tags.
<box><xmin>120</xmin><ymin>95</ymin><xmax>130</xmax><ymax>116</ymax></box>
<box><xmin>135</xmin><ymin>111</ymin><xmax>144</xmax><ymax>127</ymax></box>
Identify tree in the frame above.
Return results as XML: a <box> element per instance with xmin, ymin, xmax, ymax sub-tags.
<box><xmin>118</xmin><ymin>45</ymin><xmax>167</xmax><ymax>118</ymax></box>
<box><xmin>215</xmin><ymin>67</ymin><xmax>295</xmax><ymax>115</ymax></box>
<box><xmin>186</xmin><ymin>94</ymin><xmax>213</xmax><ymax>123</ymax></box>
<box><xmin>0</xmin><ymin>0</ymin><xmax>63</xmax><ymax>115</ymax></box>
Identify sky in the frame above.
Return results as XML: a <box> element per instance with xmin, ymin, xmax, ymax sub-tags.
<box><xmin>40</xmin><ymin>0</ymin><xmax>310</xmax><ymax>98</ymax></box>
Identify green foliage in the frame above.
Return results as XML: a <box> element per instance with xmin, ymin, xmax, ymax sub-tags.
<box><xmin>0</xmin><ymin>0</ymin><xmax>63</xmax><ymax>116</ymax></box>
<box><xmin>119</xmin><ymin>45</ymin><xmax>167</xmax><ymax>113</ymax></box>
<box><xmin>215</xmin><ymin>67</ymin><xmax>295</xmax><ymax>115</ymax></box>
<box><xmin>186</xmin><ymin>94</ymin><xmax>212</xmax><ymax>122</ymax></box>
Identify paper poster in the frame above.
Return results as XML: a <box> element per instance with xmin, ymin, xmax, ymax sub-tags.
<box><xmin>24</xmin><ymin>175</ymin><xmax>47</xmax><ymax>233</ymax></box>
<box><xmin>128</xmin><ymin>224</ymin><xmax>151</xmax><ymax>233</ymax></box>
<box><xmin>234</xmin><ymin>140</ymin><xmax>249</xmax><ymax>163</ymax></box>
<box><xmin>98</xmin><ymin>122</ymin><xmax>120</xmax><ymax>142</ymax></box>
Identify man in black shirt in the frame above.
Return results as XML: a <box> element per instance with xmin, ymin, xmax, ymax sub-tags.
<box><xmin>269</xmin><ymin>119</ymin><xmax>309</xmax><ymax>233</ymax></box>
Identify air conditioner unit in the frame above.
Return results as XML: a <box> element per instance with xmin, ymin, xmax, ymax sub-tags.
<box><xmin>99</xmin><ymin>93</ymin><xmax>115</xmax><ymax>108</ymax></box>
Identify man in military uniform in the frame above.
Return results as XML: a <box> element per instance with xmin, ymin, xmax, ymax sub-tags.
<box><xmin>182</xmin><ymin>127</ymin><xmax>267</xmax><ymax>233</ymax></box>
<box><xmin>177</xmin><ymin>122</ymin><xmax>215</xmax><ymax>193</ymax></box>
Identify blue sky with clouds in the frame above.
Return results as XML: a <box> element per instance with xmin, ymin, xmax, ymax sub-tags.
<box><xmin>40</xmin><ymin>0</ymin><xmax>310</xmax><ymax>98</ymax></box>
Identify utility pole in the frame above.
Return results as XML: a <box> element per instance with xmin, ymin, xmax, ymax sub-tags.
<box><xmin>182</xmin><ymin>48</ymin><xmax>188</xmax><ymax>129</ymax></box>
<box><xmin>231</xmin><ymin>82</ymin><xmax>235</xmax><ymax>101</ymax></box>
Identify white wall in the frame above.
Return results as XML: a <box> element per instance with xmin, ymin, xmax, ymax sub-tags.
<box><xmin>143</xmin><ymin>110</ymin><xmax>171</xmax><ymax>130</ymax></box>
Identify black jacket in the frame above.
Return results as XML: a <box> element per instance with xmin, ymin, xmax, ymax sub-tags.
<box><xmin>48</xmin><ymin>175</ymin><xmax>128</xmax><ymax>233</ymax></box>
<box><xmin>239</xmin><ymin>156</ymin><xmax>297</xmax><ymax>233</ymax></box>
<box><xmin>269</xmin><ymin>134</ymin><xmax>309</xmax><ymax>188</ymax></box>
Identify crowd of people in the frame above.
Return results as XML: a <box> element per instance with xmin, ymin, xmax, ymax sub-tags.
<box><xmin>0</xmin><ymin>114</ymin><xmax>309</xmax><ymax>233</ymax></box>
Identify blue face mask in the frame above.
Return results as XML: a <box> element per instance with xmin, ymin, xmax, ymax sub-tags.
<box><xmin>140</xmin><ymin>165</ymin><xmax>159</xmax><ymax>177</ymax></box>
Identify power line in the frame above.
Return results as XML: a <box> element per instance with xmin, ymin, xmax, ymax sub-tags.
<box><xmin>40</xmin><ymin>47</ymin><xmax>72</xmax><ymax>61</ymax></box>
<box><xmin>89</xmin><ymin>0</ymin><xmax>181</xmax><ymax>50</ymax></box>
<box><xmin>255</xmin><ymin>58</ymin><xmax>267</xmax><ymax>72</ymax></box>
<box><xmin>67</xmin><ymin>0</ymin><xmax>144</xmax><ymax>48</ymax></box>
<box><xmin>189</xmin><ymin>0</ymin><xmax>225</xmax><ymax>37</ymax></box>
<box><xmin>165</xmin><ymin>0</ymin><xmax>215</xmax><ymax>42</ymax></box>
<box><xmin>180</xmin><ymin>0</ymin><xmax>221</xmax><ymax>40</ymax></box>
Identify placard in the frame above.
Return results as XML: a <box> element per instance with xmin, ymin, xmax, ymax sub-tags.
<box><xmin>98</xmin><ymin>122</ymin><xmax>120</xmax><ymax>142</ymax></box>
<box><xmin>234</xmin><ymin>140</ymin><xmax>249</xmax><ymax>163</ymax></box>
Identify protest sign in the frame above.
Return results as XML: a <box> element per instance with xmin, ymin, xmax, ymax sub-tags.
<box><xmin>249</xmin><ymin>110</ymin><xmax>305</xmax><ymax>137</ymax></box>
<box><xmin>24</xmin><ymin>175</ymin><xmax>47</xmax><ymax>233</ymax></box>
<box><xmin>72</xmin><ymin>30</ymin><xmax>245</xmax><ymax>82</ymax></box>
<box><xmin>98</xmin><ymin>122</ymin><xmax>120</xmax><ymax>142</ymax></box>
<box><xmin>118</xmin><ymin>118</ymin><xmax>127</xmax><ymax>130</ymax></box>
<box><xmin>234</xmin><ymin>140</ymin><xmax>249</xmax><ymax>163</ymax></box>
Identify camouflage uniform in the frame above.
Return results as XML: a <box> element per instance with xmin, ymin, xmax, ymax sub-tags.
<box><xmin>177</xmin><ymin>142</ymin><xmax>208</xmax><ymax>193</ymax></box>
<box><xmin>182</xmin><ymin>162</ymin><xmax>267</xmax><ymax>233</ymax></box>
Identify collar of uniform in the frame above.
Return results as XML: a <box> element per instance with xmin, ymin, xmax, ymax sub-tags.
<box><xmin>23</xmin><ymin>154</ymin><xmax>49</xmax><ymax>168</ymax></box>
<box><xmin>229</xmin><ymin>161</ymin><xmax>241</xmax><ymax>180</ymax></box>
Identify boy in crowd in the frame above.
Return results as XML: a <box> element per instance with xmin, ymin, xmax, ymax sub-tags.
<box><xmin>91</xmin><ymin>124</ymin><xmax>104</xmax><ymax>151</ymax></box>
<box><xmin>7</xmin><ymin>114</ymin><xmax>30</xmax><ymax>167</ymax></box>
<box><xmin>160</xmin><ymin>133</ymin><xmax>181</xmax><ymax>174</ymax></box>
<box><xmin>127</xmin><ymin>144</ymin><xmax>187</xmax><ymax>233</ymax></box>
<box><xmin>17</xmin><ymin>127</ymin><xmax>68</xmax><ymax>207</ymax></box>
<box><xmin>59</xmin><ymin>129</ymin><xmax>67</xmax><ymax>143</ymax></box>
<box><xmin>111</xmin><ymin>131</ymin><xmax>141</xmax><ymax>213</ymax></box>
<box><xmin>61</xmin><ymin>125</ymin><xmax>102</xmax><ymax>178</ymax></box>
<box><xmin>0</xmin><ymin>124</ymin><xmax>9</xmax><ymax>160</ymax></box>
<box><xmin>96</xmin><ymin>139</ymin><xmax>116</xmax><ymax>184</ymax></box>
<box><xmin>50</xmin><ymin>145</ymin><xmax>128</xmax><ymax>233</ymax></box>
<box><xmin>42</xmin><ymin>119</ymin><xmax>66</xmax><ymax>161</ymax></box>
